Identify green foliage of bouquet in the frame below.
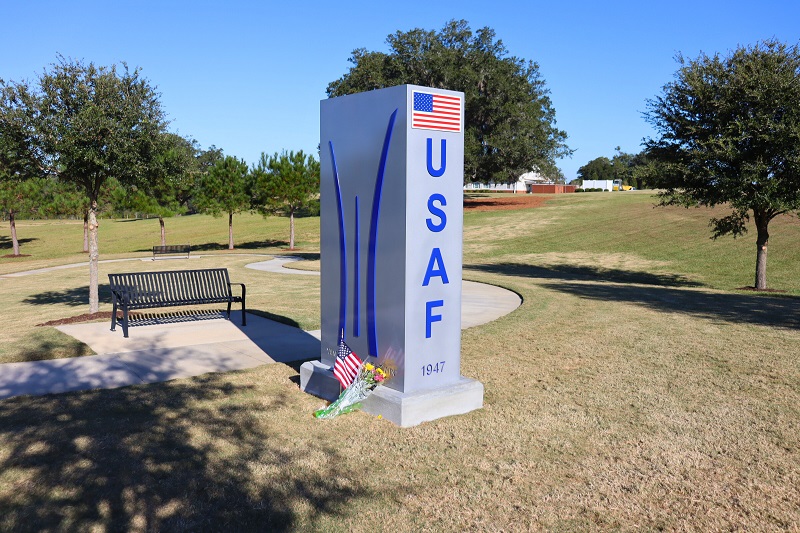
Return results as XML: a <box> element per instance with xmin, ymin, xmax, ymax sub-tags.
<box><xmin>314</xmin><ymin>362</ymin><xmax>392</xmax><ymax>419</ymax></box>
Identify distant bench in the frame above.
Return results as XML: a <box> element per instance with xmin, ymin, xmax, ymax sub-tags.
<box><xmin>109</xmin><ymin>268</ymin><xmax>246</xmax><ymax>337</ymax></box>
<box><xmin>153</xmin><ymin>244</ymin><xmax>191</xmax><ymax>260</ymax></box>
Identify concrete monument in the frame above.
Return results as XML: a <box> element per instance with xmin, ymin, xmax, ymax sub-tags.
<box><xmin>300</xmin><ymin>84</ymin><xmax>483</xmax><ymax>427</ymax></box>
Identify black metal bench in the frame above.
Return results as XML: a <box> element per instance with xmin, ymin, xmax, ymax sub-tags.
<box><xmin>108</xmin><ymin>268</ymin><xmax>246</xmax><ymax>337</ymax></box>
<box><xmin>153</xmin><ymin>244</ymin><xmax>191</xmax><ymax>259</ymax></box>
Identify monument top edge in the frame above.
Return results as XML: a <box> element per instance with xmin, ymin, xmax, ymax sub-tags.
<box><xmin>321</xmin><ymin>84</ymin><xmax>464</xmax><ymax>104</ymax></box>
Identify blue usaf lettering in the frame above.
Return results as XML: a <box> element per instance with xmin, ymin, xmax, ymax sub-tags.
<box><xmin>424</xmin><ymin>137</ymin><xmax>449</xmax><ymax>339</ymax></box>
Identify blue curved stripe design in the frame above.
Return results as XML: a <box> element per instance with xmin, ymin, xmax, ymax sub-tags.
<box><xmin>367</xmin><ymin>109</ymin><xmax>398</xmax><ymax>357</ymax></box>
<box><xmin>353</xmin><ymin>196</ymin><xmax>360</xmax><ymax>337</ymax></box>
<box><xmin>329</xmin><ymin>141</ymin><xmax>347</xmax><ymax>337</ymax></box>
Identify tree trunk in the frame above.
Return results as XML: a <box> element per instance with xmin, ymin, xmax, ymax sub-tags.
<box><xmin>10</xmin><ymin>210</ymin><xmax>20</xmax><ymax>256</ymax></box>
<box><xmin>83</xmin><ymin>212</ymin><xmax>89</xmax><ymax>253</ymax></box>
<box><xmin>289</xmin><ymin>211</ymin><xmax>295</xmax><ymax>250</ymax></box>
<box><xmin>754</xmin><ymin>213</ymin><xmax>769</xmax><ymax>290</ymax></box>
<box><xmin>228</xmin><ymin>212</ymin><xmax>234</xmax><ymax>250</ymax></box>
<box><xmin>88</xmin><ymin>202</ymin><xmax>100</xmax><ymax>314</ymax></box>
<box><xmin>159</xmin><ymin>216</ymin><xmax>166</xmax><ymax>246</ymax></box>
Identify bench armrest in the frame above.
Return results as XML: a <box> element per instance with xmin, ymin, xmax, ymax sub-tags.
<box><xmin>228</xmin><ymin>282</ymin><xmax>246</xmax><ymax>300</ymax></box>
<box><xmin>110</xmin><ymin>287</ymin><xmax>132</xmax><ymax>304</ymax></box>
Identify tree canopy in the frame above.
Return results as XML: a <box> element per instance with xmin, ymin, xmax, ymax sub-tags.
<box><xmin>577</xmin><ymin>157</ymin><xmax>614</xmax><ymax>184</ymax></box>
<box><xmin>0</xmin><ymin>81</ymin><xmax>39</xmax><ymax>182</ymax></box>
<box><xmin>116</xmin><ymin>132</ymin><xmax>199</xmax><ymax>245</ymax></box>
<box><xmin>327</xmin><ymin>20</ymin><xmax>571</xmax><ymax>183</ymax></box>
<box><xmin>577</xmin><ymin>148</ymin><xmax>650</xmax><ymax>189</ymax></box>
<box><xmin>645</xmin><ymin>39</ymin><xmax>800</xmax><ymax>290</ymax></box>
<box><xmin>31</xmin><ymin>57</ymin><xmax>167</xmax><ymax>205</ymax></box>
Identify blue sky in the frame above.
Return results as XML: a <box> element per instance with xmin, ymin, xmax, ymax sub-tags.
<box><xmin>2</xmin><ymin>0</ymin><xmax>798</xmax><ymax>180</ymax></box>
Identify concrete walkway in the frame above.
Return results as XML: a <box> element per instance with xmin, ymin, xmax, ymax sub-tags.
<box><xmin>245</xmin><ymin>255</ymin><xmax>321</xmax><ymax>276</ymax></box>
<box><xmin>246</xmin><ymin>256</ymin><xmax>522</xmax><ymax>329</ymax></box>
<box><xmin>0</xmin><ymin>257</ymin><xmax>521</xmax><ymax>400</ymax></box>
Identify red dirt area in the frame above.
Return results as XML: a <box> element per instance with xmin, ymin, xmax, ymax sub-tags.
<box><xmin>463</xmin><ymin>194</ymin><xmax>548</xmax><ymax>212</ymax></box>
<box><xmin>37</xmin><ymin>312</ymin><xmax>119</xmax><ymax>327</ymax></box>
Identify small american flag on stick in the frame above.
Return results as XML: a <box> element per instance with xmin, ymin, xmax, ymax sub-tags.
<box><xmin>333</xmin><ymin>330</ymin><xmax>362</xmax><ymax>389</ymax></box>
<box><xmin>412</xmin><ymin>91</ymin><xmax>462</xmax><ymax>132</ymax></box>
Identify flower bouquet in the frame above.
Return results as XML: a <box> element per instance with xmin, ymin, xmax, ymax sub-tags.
<box><xmin>314</xmin><ymin>362</ymin><xmax>391</xmax><ymax>419</ymax></box>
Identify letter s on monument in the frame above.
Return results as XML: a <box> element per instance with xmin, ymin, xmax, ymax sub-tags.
<box><xmin>426</xmin><ymin>193</ymin><xmax>447</xmax><ymax>232</ymax></box>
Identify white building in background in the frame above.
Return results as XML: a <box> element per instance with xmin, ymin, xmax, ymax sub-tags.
<box><xmin>463</xmin><ymin>170</ymin><xmax>549</xmax><ymax>194</ymax></box>
<box><xmin>581</xmin><ymin>179</ymin><xmax>622</xmax><ymax>191</ymax></box>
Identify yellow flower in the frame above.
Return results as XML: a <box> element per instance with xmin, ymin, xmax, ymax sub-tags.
<box><xmin>365</xmin><ymin>363</ymin><xmax>375</xmax><ymax>371</ymax></box>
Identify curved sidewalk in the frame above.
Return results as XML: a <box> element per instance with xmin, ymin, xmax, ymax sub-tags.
<box><xmin>0</xmin><ymin>257</ymin><xmax>521</xmax><ymax>400</ymax></box>
<box><xmin>246</xmin><ymin>256</ymin><xmax>522</xmax><ymax>329</ymax></box>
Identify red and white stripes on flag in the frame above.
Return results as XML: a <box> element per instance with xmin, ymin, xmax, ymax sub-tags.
<box><xmin>411</xmin><ymin>91</ymin><xmax>462</xmax><ymax>132</ymax></box>
<box><xmin>333</xmin><ymin>331</ymin><xmax>362</xmax><ymax>389</ymax></box>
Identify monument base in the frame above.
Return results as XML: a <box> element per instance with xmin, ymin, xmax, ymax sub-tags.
<box><xmin>300</xmin><ymin>360</ymin><xmax>484</xmax><ymax>428</ymax></box>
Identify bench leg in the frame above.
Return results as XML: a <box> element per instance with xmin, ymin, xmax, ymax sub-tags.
<box><xmin>226</xmin><ymin>300</ymin><xmax>246</xmax><ymax>326</ymax></box>
<box><xmin>110</xmin><ymin>299</ymin><xmax>118</xmax><ymax>331</ymax></box>
<box><xmin>121</xmin><ymin>306</ymin><xmax>130</xmax><ymax>338</ymax></box>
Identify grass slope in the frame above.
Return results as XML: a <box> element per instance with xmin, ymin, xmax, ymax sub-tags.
<box><xmin>0</xmin><ymin>193</ymin><xmax>798</xmax><ymax>530</ymax></box>
<box><xmin>465</xmin><ymin>191</ymin><xmax>800</xmax><ymax>292</ymax></box>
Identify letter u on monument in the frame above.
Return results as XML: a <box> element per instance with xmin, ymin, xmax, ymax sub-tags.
<box><xmin>300</xmin><ymin>84</ymin><xmax>484</xmax><ymax>427</ymax></box>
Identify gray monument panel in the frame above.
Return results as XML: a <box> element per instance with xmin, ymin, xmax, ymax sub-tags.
<box><xmin>319</xmin><ymin>85</ymin><xmax>409</xmax><ymax>379</ymax></box>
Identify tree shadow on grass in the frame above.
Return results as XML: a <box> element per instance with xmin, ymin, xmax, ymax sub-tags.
<box><xmin>130</xmin><ymin>240</ymin><xmax>290</xmax><ymax>253</ymax></box>
<box><xmin>23</xmin><ymin>284</ymin><xmax>112</xmax><ymax>307</ymax></box>
<box><xmin>247</xmin><ymin>309</ymin><xmax>301</xmax><ymax>328</ymax></box>
<box><xmin>542</xmin><ymin>281</ymin><xmax>800</xmax><ymax>330</ymax></box>
<box><xmin>192</xmin><ymin>240</ymin><xmax>289</xmax><ymax>252</ymax></box>
<box><xmin>12</xmin><ymin>329</ymin><xmax>94</xmax><ymax>363</ymax></box>
<box><xmin>0</xmin><ymin>236</ymin><xmax>37</xmax><ymax>251</ymax></box>
<box><xmin>0</xmin><ymin>368</ymin><xmax>374</xmax><ymax>530</ymax></box>
<box><xmin>466</xmin><ymin>262</ymin><xmax>705</xmax><ymax>288</ymax></box>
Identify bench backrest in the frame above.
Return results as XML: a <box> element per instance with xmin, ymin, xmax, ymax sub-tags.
<box><xmin>108</xmin><ymin>268</ymin><xmax>232</xmax><ymax>306</ymax></box>
<box><xmin>153</xmin><ymin>244</ymin><xmax>190</xmax><ymax>253</ymax></box>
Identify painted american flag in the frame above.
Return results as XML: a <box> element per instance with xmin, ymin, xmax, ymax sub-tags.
<box><xmin>411</xmin><ymin>91</ymin><xmax>462</xmax><ymax>132</ymax></box>
<box><xmin>333</xmin><ymin>330</ymin><xmax>362</xmax><ymax>389</ymax></box>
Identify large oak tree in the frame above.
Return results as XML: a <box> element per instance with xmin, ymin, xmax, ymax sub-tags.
<box><xmin>577</xmin><ymin>157</ymin><xmax>614</xmax><ymax>185</ymax></box>
<box><xmin>645</xmin><ymin>40</ymin><xmax>800</xmax><ymax>290</ymax></box>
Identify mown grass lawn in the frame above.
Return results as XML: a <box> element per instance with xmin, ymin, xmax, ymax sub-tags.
<box><xmin>0</xmin><ymin>192</ymin><xmax>798</xmax><ymax>531</ymax></box>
